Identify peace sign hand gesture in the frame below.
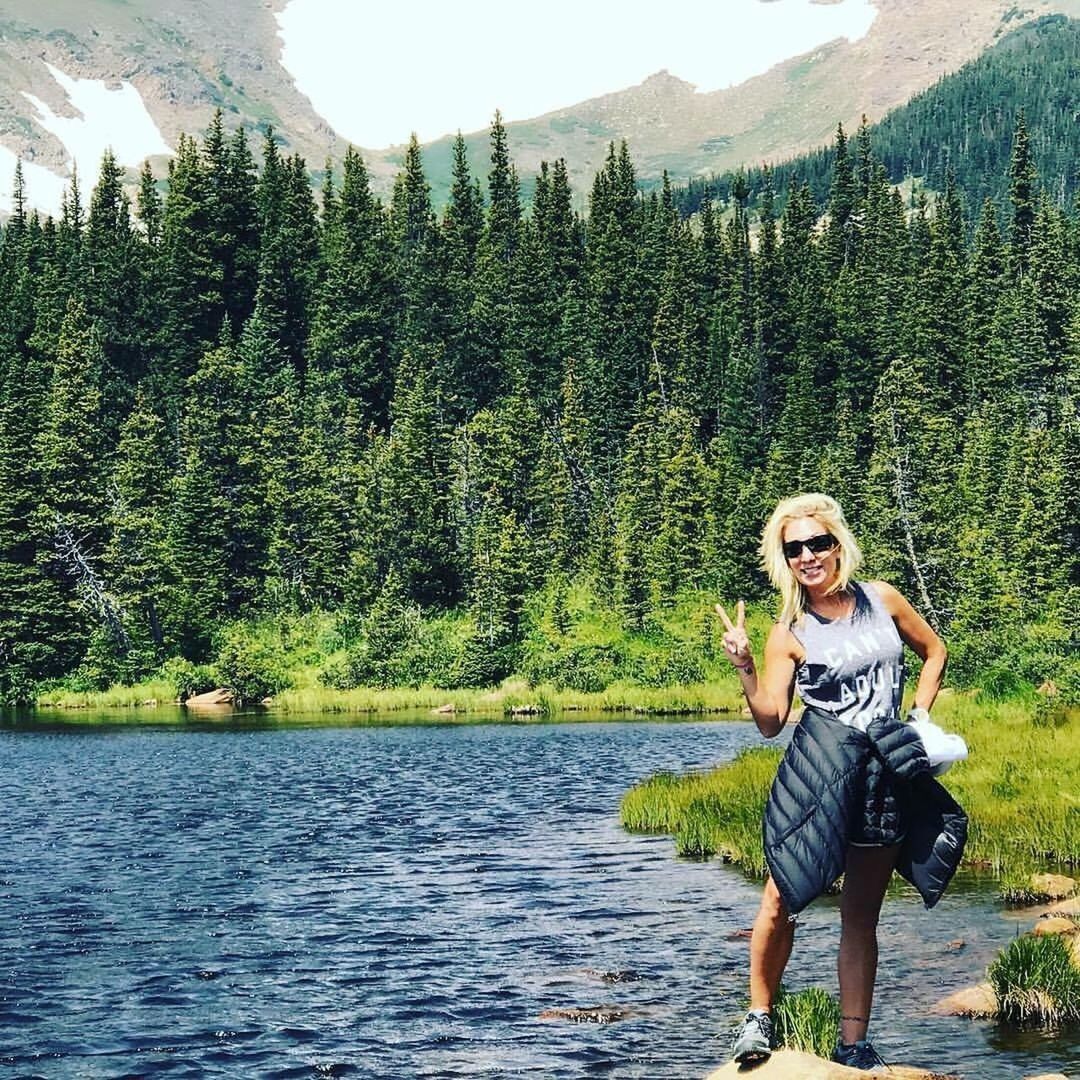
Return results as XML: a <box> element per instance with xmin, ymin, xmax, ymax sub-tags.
<box><xmin>715</xmin><ymin>600</ymin><xmax>753</xmax><ymax>671</ymax></box>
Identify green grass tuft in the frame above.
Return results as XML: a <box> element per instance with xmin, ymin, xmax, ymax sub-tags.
<box><xmin>988</xmin><ymin>932</ymin><xmax>1080</xmax><ymax>1025</ymax></box>
<box><xmin>772</xmin><ymin>986</ymin><xmax>841</xmax><ymax>1059</ymax></box>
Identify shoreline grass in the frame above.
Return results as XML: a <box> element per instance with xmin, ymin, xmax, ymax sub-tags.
<box><xmin>33</xmin><ymin>676</ymin><xmax>747</xmax><ymax>719</ymax></box>
<box><xmin>620</xmin><ymin>693</ymin><xmax>1080</xmax><ymax>889</ymax></box>
<box><xmin>772</xmin><ymin>987</ymin><xmax>842</xmax><ymax>1059</ymax></box>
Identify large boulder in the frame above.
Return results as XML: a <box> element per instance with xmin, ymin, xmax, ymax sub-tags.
<box><xmin>1029</xmin><ymin>874</ymin><xmax>1077</xmax><ymax>901</ymax></box>
<box><xmin>703</xmin><ymin>1047</ymin><xmax>957</xmax><ymax>1078</ymax></box>
<box><xmin>184</xmin><ymin>687</ymin><xmax>235</xmax><ymax>708</ymax></box>
<box><xmin>931</xmin><ymin>982</ymin><xmax>997</xmax><ymax>1018</ymax></box>
<box><xmin>1032</xmin><ymin>916</ymin><xmax>1079</xmax><ymax>937</ymax></box>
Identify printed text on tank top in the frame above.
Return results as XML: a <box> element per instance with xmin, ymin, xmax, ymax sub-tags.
<box><xmin>789</xmin><ymin>581</ymin><xmax>906</xmax><ymax>731</ymax></box>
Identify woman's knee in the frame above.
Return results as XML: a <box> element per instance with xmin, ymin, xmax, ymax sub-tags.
<box><xmin>840</xmin><ymin>895</ymin><xmax>882</xmax><ymax>933</ymax></box>
<box><xmin>757</xmin><ymin>877</ymin><xmax>789</xmax><ymax>926</ymax></box>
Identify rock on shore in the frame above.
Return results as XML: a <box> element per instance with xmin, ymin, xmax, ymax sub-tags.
<box><xmin>703</xmin><ymin>1047</ymin><xmax>957</xmax><ymax>1078</ymax></box>
<box><xmin>183</xmin><ymin>687</ymin><xmax>235</xmax><ymax>707</ymax></box>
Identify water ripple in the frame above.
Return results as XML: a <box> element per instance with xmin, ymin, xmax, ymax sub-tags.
<box><xmin>1</xmin><ymin>719</ymin><xmax>1076</xmax><ymax>1077</ymax></box>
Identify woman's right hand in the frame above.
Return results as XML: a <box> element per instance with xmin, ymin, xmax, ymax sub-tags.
<box><xmin>715</xmin><ymin>600</ymin><xmax>753</xmax><ymax>669</ymax></box>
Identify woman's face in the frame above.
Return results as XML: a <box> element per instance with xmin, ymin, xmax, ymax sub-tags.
<box><xmin>782</xmin><ymin>516</ymin><xmax>841</xmax><ymax>591</ymax></box>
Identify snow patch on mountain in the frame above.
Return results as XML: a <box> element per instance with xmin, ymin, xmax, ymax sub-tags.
<box><xmin>0</xmin><ymin>147</ymin><xmax>67</xmax><ymax>218</ymax></box>
<box><xmin>24</xmin><ymin>63</ymin><xmax>174</xmax><ymax>175</ymax></box>
<box><xmin>0</xmin><ymin>61</ymin><xmax>173</xmax><ymax>216</ymax></box>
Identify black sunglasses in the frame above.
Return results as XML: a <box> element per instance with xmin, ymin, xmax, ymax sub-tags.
<box><xmin>782</xmin><ymin>532</ymin><xmax>838</xmax><ymax>561</ymax></box>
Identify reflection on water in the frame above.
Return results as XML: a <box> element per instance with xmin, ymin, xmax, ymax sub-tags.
<box><xmin>0</xmin><ymin>714</ymin><xmax>1075</xmax><ymax>1078</ymax></box>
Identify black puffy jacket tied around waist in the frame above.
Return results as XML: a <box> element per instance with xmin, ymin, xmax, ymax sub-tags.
<box><xmin>763</xmin><ymin>706</ymin><xmax>968</xmax><ymax>917</ymax></box>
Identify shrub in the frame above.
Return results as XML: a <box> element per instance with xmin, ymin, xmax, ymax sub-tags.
<box><xmin>213</xmin><ymin>626</ymin><xmax>292</xmax><ymax>703</ymax></box>
<box><xmin>322</xmin><ymin>608</ymin><xmax>467</xmax><ymax>690</ymax></box>
<box><xmin>159</xmin><ymin>657</ymin><xmax>217</xmax><ymax>701</ymax></box>
<box><xmin>448</xmin><ymin>635</ymin><xmax>517</xmax><ymax>689</ymax></box>
<box><xmin>974</xmin><ymin>665</ymin><xmax>1035</xmax><ymax>703</ymax></box>
<box><xmin>634</xmin><ymin>650</ymin><xmax>706</xmax><ymax>688</ymax></box>
<box><xmin>545</xmin><ymin>643</ymin><xmax>626</xmax><ymax>692</ymax></box>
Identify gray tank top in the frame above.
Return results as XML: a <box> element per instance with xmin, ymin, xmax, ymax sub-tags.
<box><xmin>789</xmin><ymin>581</ymin><xmax>904</xmax><ymax>731</ymax></box>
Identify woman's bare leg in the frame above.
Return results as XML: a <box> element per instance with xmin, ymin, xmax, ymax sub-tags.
<box><xmin>837</xmin><ymin>843</ymin><xmax>900</xmax><ymax>1044</ymax></box>
<box><xmin>749</xmin><ymin>876</ymin><xmax>795</xmax><ymax>1010</ymax></box>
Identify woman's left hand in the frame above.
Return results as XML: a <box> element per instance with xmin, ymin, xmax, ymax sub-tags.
<box><xmin>715</xmin><ymin>600</ymin><xmax>752</xmax><ymax>669</ymax></box>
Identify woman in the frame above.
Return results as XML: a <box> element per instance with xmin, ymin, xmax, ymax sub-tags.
<box><xmin>717</xmin><ymin>493</ymin><xmax>965</xmax><ymax>1070</ymax></box>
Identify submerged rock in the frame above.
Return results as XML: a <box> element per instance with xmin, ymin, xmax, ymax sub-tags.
<box><xmin>539</xmin><ymin>1005</ymin><xmax>634</xmax><ymax>1023</ymax></box>
<box><xmin>583</xmin><ymin>968</ymin><xmax>642</xmax><ymax>984</ymax></box>
<box><xmin>703</xmin><ymin>1047</ymin><xmax>957</xmax><ymax>1078</ymax></box>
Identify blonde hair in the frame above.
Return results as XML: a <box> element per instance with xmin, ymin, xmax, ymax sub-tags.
<box><xmin>760</xmin><ymin>493</ymin><xmax>863</xmax><ymax>626</ymax></box>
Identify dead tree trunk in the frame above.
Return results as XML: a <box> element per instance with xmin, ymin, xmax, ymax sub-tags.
<box><xmin>883</xmin><ymin>405</ymin><xmax>942</xmax><ymax>633</ymax></box>
<box><xmin>53</xmin><ymin>515</ymin><xmax>130</xmax><ymax>653</ymax></box>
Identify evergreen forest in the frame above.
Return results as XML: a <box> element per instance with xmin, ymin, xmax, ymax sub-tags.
<box><xmin>0</xmin><ymin>100</ymin><xmax>1076</xmax><ymax>706</ymax></box>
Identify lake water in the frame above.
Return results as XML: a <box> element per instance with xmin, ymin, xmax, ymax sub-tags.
<box><xmin>1</xmin><ymin>712</ymin><xmax>1076</xmax><ymax>1078</ymax></box>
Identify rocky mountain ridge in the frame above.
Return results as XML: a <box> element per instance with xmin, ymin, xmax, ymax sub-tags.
<box><xmin>2</xmin><ymin>0</ymin><xmax>1080</xmax><ymax>204</ymax></box>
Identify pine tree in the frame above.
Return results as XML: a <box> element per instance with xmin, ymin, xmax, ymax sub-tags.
<box><xmin>83</xmin><ymin>149</ymin><xmax>146</xmax><ymax>415</ymax></box>
<box><xmin>36</xmin><ymin>298</ymin><xmax>108</xmax><ymax>548</ymax></box>
<box><xmin>104</xmin><ymin>386</ymin><xmax>176</xmax><ymax>665</ymax></box>
<box><xmin>259</xmin><ymin>363</ymin><xmax>334</xmax><ymax>608</ymax></box>
<box><xmin>158</xmin><ymin>133</ymin><xmax>223</xmax><ymax>399</ymax></box>
<box><xmin>308</xmin><ymin>147</ymin><xmax>395</xmax><ymax>426</ymax></box>
<box><xmin>171</xmin><ymin>341</ymin><xmax>267</xmax><ymax>653</ymax></box>
<box><xmin>379</xmin><ymin>349</ymin><xmax>459</xmax><ymax>606</ymax></box>
<box><xmin>464</xmin><ymin>113</ymin><xmax>523</xmax><ymax>409</ymax></box>
<box><xmin>651</xmin><ymin>409</ymin><xmax>708</xmax><ymax>601</ymax></box>
<box><xmin>0</xmin><ymin>335</ymin><xmax>74</xmax><ymax>700</ymax></box>
<box><xmin>32</xmin><ymin>298</ymin><xmax>114</xmax><ymax>675</ymax></box>
<box><xmin>389</xmin><ymin>136</ymin><xmax>447</xmax><ymax>367</ymax></box>
<box><xmin>1008</xmin><ymin>110</ymin><xmax>1037</xmax><ymax>277</ymax></box>
<box><xmin>206</xmin><ymin>115</ymin><xmax>260</xmax><ymax>334</ymax></box>
<box><xmin>964</xmin><ymin>199</ymin><xmax>1007</xmax><ymax>405</ymax></box>
<box><xmin>583</xmin><ymin>142</ymin><xmax>649</xmax><ymax>484</ymax></box>
<box><xmin>465</xmin><ymin>499</ymin><xmax>528</xmax><ymax>664</ymax></box>
<box><xmin>823</xmin><ymin>124</ymin><xmax>858</xmax><ymax>275</ymax></box>
<box><xmin>253</xmin><ymin>135</ymin><xmax>320</xmax><ymax>370</ymax></box>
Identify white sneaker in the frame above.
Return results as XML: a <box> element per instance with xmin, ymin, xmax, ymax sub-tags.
<box><xmin>731</xmin><ymin>1009</ymin><xmax>773</xmax><ymax>1063</ymax></box>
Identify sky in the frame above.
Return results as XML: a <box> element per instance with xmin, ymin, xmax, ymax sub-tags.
<box><xmin>0</xmin><ymin>0</ymin><xmax>878</xmax><ymax>215</ymax></box>
<box><xmin>276</xmin><ymin>0</ymin><xmax>879</xmax><ymax>148</ymax></box>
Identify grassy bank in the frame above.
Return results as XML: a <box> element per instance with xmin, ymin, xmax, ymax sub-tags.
<box><xmin>34</xmin><ymin>676</ymin><xmax>745</xmax><ymax>720</ymax></box>
<box><xmin>620</xmin><ymin>692</ymin><xmax>1080</xmax><ymax>888</ymax></box>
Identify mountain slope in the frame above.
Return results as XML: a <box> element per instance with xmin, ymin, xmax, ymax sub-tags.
<box><xmin>674</xmin><ymin>14</ymin><xmax>1080</xmax><ymax>217</ymax></box>
<box><xmin>448</xmin><ymin>0</ymin><xmax>1080</xmax><ymax>193</ymax></box>
<box><xmin>3</xmin><ymin>0</ymin><xmax>1080</xmax><ymax>205</ymax></box>
<box><xmin>0</xmin><ymin>0</ymin><xmax>337</xmax><ymax>169</ymax></box>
